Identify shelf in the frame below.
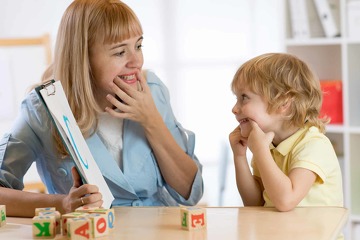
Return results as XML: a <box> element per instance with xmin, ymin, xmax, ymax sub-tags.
<box><xmin>285</xmin><ymin>0</ymin><xmax>359</xmax><ymax>238</ymax></box>
<box><xmin>285</xmin><ymin>37</ymin><xmax>342</xmax><ymax>46</ymax></box>
<box><xmin>326</xmin><ymin>124</ymin><xmax>344</xmax><ymax>133</ymax></box>
<box><xmin>326</xmin><ymin>126</ymin><xmax>360</xmax><ymax>134</ymax></box>
<box><xmin>347</xmin><ymin>39</ymin><xmax>360</xmax><ymax>44</ymax></box>
<box><xmin>349</xmin><ymin>127</ymin><xmax>360</xmax><ymax>134</ymax></box>
<box><xmin>286</xmin><ymin>45</ymin><xmax>341</xmax><ymax>80</ymax></box>
<box><xmin>351</xmin><ymin>215</ymin><xmax>360</xmax><ymax>223</ymax></box>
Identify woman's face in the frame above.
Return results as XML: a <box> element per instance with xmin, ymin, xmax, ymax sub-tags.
<box><xmin>89</xmin><ymin>35</ymin><xmax>144</xmax><ymax>109</ymax></box>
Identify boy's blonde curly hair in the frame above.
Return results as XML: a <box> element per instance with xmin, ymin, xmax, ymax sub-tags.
<box><xmin>231</xmin><ymin>53</ymin><xmax>329</xmax><ymax>133</ymax></box>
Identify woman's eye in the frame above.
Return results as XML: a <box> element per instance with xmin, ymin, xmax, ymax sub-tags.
<box><xmin>115</xmin><ymin>51</ymin><xmax>125</xmax><ymax>57</ymax></box>
<box><xmin>136</xmin><ymin>44</ymin><xmax>143</xmax><ymax>50</ymax></box>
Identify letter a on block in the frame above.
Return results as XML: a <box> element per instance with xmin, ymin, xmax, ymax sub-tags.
<box><xmin>75</xmin><ymin>222</ymin><xmax>90</xmax><ymax>239</ymax></box>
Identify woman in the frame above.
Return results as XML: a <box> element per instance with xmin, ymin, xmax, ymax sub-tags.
<box><xmin>0</xmin><ymin>0</ymin><xmax>203</xmax><ymax>217</ymax></box>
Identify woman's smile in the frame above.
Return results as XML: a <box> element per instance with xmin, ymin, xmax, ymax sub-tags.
<box><xmin>119</xmin><ymin>73</ymin><xmax>137</xmax><ymax>84</ymax></box>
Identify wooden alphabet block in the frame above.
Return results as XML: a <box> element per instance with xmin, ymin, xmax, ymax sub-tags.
<box><xmin>89</xmin><ymin>208</ymin><xmax>115</xmax><ymax>229</ymax></box>
<box><xmin>0</xmin><ymin>205</ymin><xmax>6</xmax><ymax>227</ymax></box>
<box><xmin>87</xmin><ymin>213</ymin><xmax>109</xmax><ymax>237</ymax></box>
<box><xmin>180</xmin><ymin>207</ymin><xmax>207</xmax><ymax>230</ymax></box>
<box><xmin>32</xmin><ymin>215</ymin><xmax>56</xmax><ymax>238</ymax></box>
<box><xmin>35</xmin><ymin>207</ymin><xmax>56</xmax><ymax>216</ymax></box>
<box><xmin>75</xmin><ymin>206</ymin><xmax>100</xmax><ymax>213</ymax></box>
<box><xmin>39</xmin><ymin>210</ymin><xmax>61</xmax><ymax>234</ymax></box>
<box><xmin>62</xmin><ymin>212</ymin><xmax>89</xmax><ymax>236</ymax></box>
<box><xmin>67</xmin><ymin>217</ymin><xmax>92</xmax><ymax>240</ymax></box>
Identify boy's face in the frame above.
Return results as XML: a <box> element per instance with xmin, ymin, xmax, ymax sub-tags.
<box><xmin>232</xmin><ymin>87</ymin><xmax>283</xmax><ymax>138</ymax></box>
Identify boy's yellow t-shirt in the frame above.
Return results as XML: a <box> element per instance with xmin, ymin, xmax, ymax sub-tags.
<box><xmin>252</xmin><ymin>125</ymin><xmax>344</xmax><ymax>207</ymax></box>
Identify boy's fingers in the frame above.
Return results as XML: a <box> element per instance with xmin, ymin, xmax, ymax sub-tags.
<box><xmin>249</xmin><ymin>119</ymin><xmax>259</xmax><ymax>129</ymax></box>
<box><xmin>266</xmin><ymin>131</ymin><xmax>275</xmax><ymax>141</ymax></box>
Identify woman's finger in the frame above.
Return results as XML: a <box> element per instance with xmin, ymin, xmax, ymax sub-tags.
<box><xmin>111</xmin><ymin>78</ymin><xmax>133</xmax><ymax>104</ymax></box>
<box><xmin>71</xmin><ymin>167</ymin><xmax>83</xmax><ymax>188</ymax></box>
<box><xmin>106</xmin><ymin>94</ymin><xmax>130</xmax><ymax>112</ymax></box>
<box><xmin>136</xmin><ymin>70</ymin><xmax>149</xmax><ymax>93</ymax></box>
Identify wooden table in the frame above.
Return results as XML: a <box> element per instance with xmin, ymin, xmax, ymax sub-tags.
<box><xmin>1</xmin><ymin>206</ymin><xmax>348</xmax><ymax>240</ymax></box>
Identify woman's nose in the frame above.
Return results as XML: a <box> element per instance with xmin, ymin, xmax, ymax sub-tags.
<box><xmin>127</xmin><ymin>52</ymin><xmax>143</xmax><ymax>68</ymax></box>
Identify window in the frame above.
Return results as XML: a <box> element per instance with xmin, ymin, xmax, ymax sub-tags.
<box><xmin>0</xmin><ymin>0</ymin><xmax>284</xmax><ymax>206</ymax></box>
<box><xmin>128</xmin><ymin>0</ymin><xmax>284</xmax><ymax>205</ymax></box>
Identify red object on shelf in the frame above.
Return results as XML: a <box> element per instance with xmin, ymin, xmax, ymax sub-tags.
<box><xmin>319</xmin><ymin>80</ymin><xmax>343</xmax><ymax>124</ymax></box>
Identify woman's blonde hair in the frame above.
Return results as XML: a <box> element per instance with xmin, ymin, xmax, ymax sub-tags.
<box><xmin>231</xmin><ymin>53</ymin><xmax>328</xmax><ymax>133</ymax></box>
<box><xmin>41</xmin><ymin>0</ymin><xmax>143</xmax><ymax>156</ymax></box>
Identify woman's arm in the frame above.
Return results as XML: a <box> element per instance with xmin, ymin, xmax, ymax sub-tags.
<box><xmin>106</xmin><ymin>71</ymin><xmax>198</xmax><ymax>199</ymax></box>
<box><xmin>141</xmin><ymin>112</ymin><xmax>198</xmax><ymax>199</ymax></box>
<box><xmin>1</xmin><ymin>167</ymin><xmax>103</xmax><ymax>217</ymax></box>
<box><xmin>0</xmin><ymin>187</ymin><xmax>67</xmax><ymax>217</ymax></box>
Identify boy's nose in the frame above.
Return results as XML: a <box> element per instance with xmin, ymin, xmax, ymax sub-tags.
<box><xmin>232</xmin><ymin>104</ymin><xmax>238</xmax><ymax>114</ymax></box>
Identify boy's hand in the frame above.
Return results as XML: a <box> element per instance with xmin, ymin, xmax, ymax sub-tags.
<box><xmin>247</xmin><ymin>120</ymin><xmax>274</xmax><ymax>153</ymax></box>
<box><xmin>229</xmin><ymin>125</ymin><xmax>248</xmax><ymax>158</ymax></box>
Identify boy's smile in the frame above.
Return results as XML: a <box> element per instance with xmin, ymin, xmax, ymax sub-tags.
<box><xmin>237</xmin><ymin>117</ymin><xmax>251</xmax><ymax>137</ymax></box>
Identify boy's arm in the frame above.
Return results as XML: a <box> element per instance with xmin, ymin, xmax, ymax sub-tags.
<box><xmin>234</xmin><ymin>155</ymin><xmax>264</xmax><ymax>206</ymax></box>
<box><xmin>230</xmin><ymin>126</ymin><xmax>264</xmax><ymax>206</ymax></box>
<box><xmin>248</xmin><ymin>121</ymin><xmax>317</xmax><ymax>211</ymax></box>
<box><xmin>254</xmin><ymin>145</ymin><xmax>316</xmax><ymax>212</ymax></box>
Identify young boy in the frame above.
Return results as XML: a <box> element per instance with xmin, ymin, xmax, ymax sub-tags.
<box><xmin>229</xmin><ymin>53</ymin><xmax>343</xmax><ymax>212</ymax></box>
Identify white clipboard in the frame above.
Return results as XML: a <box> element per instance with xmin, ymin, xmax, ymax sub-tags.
<box><xmin>36</xmin><ymin>80</ymin><xmax>114</xmax><ymax>208</ymax></box>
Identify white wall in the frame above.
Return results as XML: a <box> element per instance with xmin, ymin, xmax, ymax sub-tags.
<box><xmin>0</xmin><ymin>0</ymin><xmax>285</xmax><ymax>206</ymax></box>
<box><xmin>0</xmin><ymin>0</ymin><xmax>73</xmax><ymax>133</ymax></box>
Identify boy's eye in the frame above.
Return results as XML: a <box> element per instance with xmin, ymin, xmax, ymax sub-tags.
<box><xmin>241</xmin><ymin>94</ymin><xmax>249</xmax><ymax>100</ymax></box>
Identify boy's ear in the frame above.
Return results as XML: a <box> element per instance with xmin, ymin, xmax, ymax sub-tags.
<box><xmin>278</xmin><ymin>98</ymin><xmax>292</xmax><ymax>113</ymax></box>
